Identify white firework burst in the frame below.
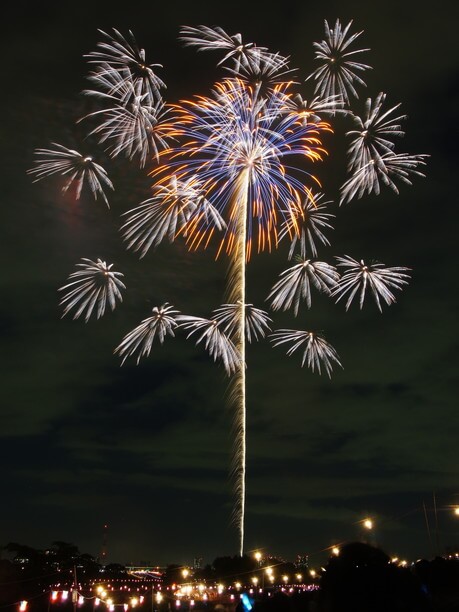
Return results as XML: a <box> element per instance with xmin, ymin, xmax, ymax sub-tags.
<box><xmin>306</xmin><ymin>19</ymin><xmax>371</xmax><ymax>106</ymax></box>
<box><xmin>270</xmin><ymin>329</ymin><xmax>342</xmax><ymax>377</ymax></box>
<box><xmin>59</xmin><ymin>258</ymin><xmax>125</xmax><ymax>322</ymax></box>
<box><xmin>332</xmin><ymin>255</ymin><xmax>411</xmax><ymax>311</ymax></box>
<box><xmin>115</xmin><ymin>304</ymin><xmax>181</xmax><ymax>365</ymax></box>
<box><xmin>268</xmin><ymin>257</ymin><xmax>339</xmax><ymax>315</ymax></box>
<box><xmin>346</xmin><ymin>92</ymin><xmax>407</xmax><ymax>172</ymax></box>
<box><xmin>82</xmin><ymin>94</ymin><xmax>170</xmax><ymax>167</ymax></box>
<box><xmin>85</xmin><ymin>28</ymin><xmax>166</xmax><ymax>104</ymax></box>
<box><xmin>27</xmin><ymin>143</ymin><xmax>114</xmax><ymax>206</ymax></box>
<box><xmin>340</xmin><ymin>151</ymin><xmax>428</xmax><ymax>204</ymax></box>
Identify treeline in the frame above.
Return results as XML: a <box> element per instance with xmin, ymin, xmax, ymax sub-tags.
<box><xmin>0</xmin><ymin>541</ymin><xmax>127</xmax><ymax>606</ymax></box>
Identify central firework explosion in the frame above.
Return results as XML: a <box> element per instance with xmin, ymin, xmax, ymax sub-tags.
<box><xmin>145</xmin><ymin>78</ymin><xmax>330</xmax><ymax>259</ymax></box>
<box><xmin>28</xmin><ymin>22</ymin><xmax>427</xmax><ymax>556</ymax></box>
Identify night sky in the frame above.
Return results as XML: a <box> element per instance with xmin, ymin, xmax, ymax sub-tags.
<box><xmin>1</xmin><ymin>0</ymin><xmax>458</xmax><ymax>569</ymax></box>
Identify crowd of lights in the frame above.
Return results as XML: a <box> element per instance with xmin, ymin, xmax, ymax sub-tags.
<box><xmin>13</xmin><ymin>509</ymin><xmax>459</xmax><ymax>612</ymax></box>
<box><xmin>14</xmin><ymin>555</ymin><xmax>459</xmax><ymax>612</ymax></box>
<box><xmin>16</xmin><ymin>573</ymin><xmax>320</xmax><ymax>611</ymax></box>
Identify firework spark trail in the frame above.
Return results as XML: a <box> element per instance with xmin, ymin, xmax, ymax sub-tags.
<box><xmin>27</xmin><ymin>21</ymin><xmax>428</xmax><ymax>558</ymax></box>
<box><xmin>225</xmin><ymin>169</ymin><xmax>249</xmax><ymax>557</ymax></box>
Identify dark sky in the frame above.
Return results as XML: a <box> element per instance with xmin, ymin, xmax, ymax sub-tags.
<box><xmin>1</xmin><ymin>0</ymin><xmax>458</xmax><ymax>569</ymax></box>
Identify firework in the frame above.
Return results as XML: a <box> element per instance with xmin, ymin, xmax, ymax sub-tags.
<box><xmin>81</xmin><ymin>93</ymin><xmax>170</xmax><ymax>167</ymax></box>
<box><xmin>143</xmin><ymin>77</ymin><xmax>330</xmax><ymax>260</ymax></box>
<box><xmin>306</xmin><ymin>19</ymin><xmax>371</xmax><ymax>106</ymax></box>
<box><xmin>27</xmin><ymin>143</ymin><xmax>114</xmax><ymax>206</ymax></box>
<box><xmin>332</xmin><ymin>255</ymin><xmax>411</xmax><ymax>311</ymax></box>
<box><xmin>268</xmin><ymin>257</ymin><xmax>339</xmax><ymax>315</ymax></box>
<box><xmin>29</xmin><ymin>21</ymin><xmax>428</xmax><ymax>558</ymax></box>
<box><xmin>345</xmin><ymin>92</ymin><xmax>407</xmax><ymax>172</ymax></box>
<box><xmin>84</xmin><ymin>28</ymin><xmax>166</xmax><ymax>104</ymax></box>
<box><xmin>270</xmin><ymin>329</ymin><xmax>342</xmax><ymax>378</ymax></box>
<box><xmin>59</xmin><ymin>258</ymin><xmax>125</xmax><ymax>322</ymax></box>
<box><xmin>115</xmin><ymin>304</ymin><xmax>181</xmax><ymax>364</ymax></box>
<box><xmin>340</xmin><ymin>151</ymin><xmax>428</xmax><ymax>204</ymax></box>
<box><xmin>179</xmin><ymin>25</ymin><xmax>272</xmax><ymax>74</ymax></box>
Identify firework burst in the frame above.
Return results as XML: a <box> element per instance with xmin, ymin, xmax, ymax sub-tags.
<box><xmin>332</xmin><ymin>255</ymin><xmax>411</xmax><ymax>311</ymax></box>
<box><xmin>29</xmin><ymin>21</ymin><xmax>427</xmax><ymax>558</ymax></box>
<box><xmin>306</xmin><ymin>19</ymin><xmax>371</xmax><ymax>106</ymax></box>
<box><xmin>115</xmin><ymin>303</ymin><xmax>181</xmax><ymax>364</ymax></box>
<box><xmin>270</xmin><ymin>329</ymin><xmax>342</xmax><ymax>377</ymax></box>
<box><xmin>27</xmin><ymin>143</ymin><xmax>114</xmax><ymax>206</ymax></box>
<box><xmin>59</xmin><ymin>258</ymin><xmax>125</xmax><ymax>322</ymax></box>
